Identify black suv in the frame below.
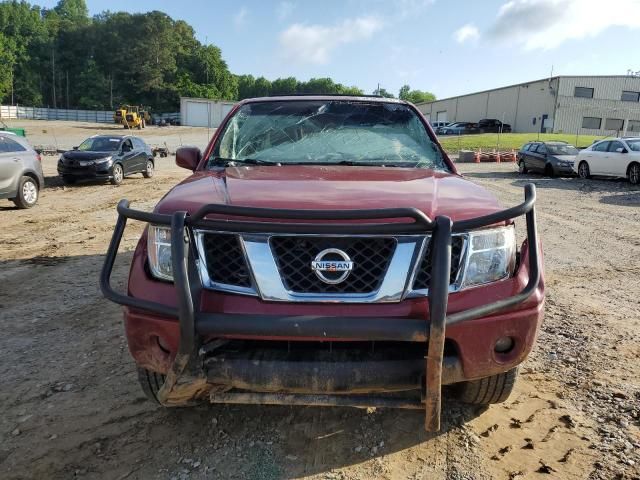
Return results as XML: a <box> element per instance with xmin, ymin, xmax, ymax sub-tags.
<box><xmin>58</xmin><ymin>135</ymin><xmax>154</xmax><ymax>185</ymax></box>
<box><xmin>477</xmin><ymin>119</ymin><xmax>511</xmax><ymax>133</ymax></box>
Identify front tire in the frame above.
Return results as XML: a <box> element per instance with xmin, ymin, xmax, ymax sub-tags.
<box><xmin>629</xmin><ymin>162</ymin><xmax>640</xmax><ymax>185</ymax></box>
<box><xmin>518</xmin><ymin>160</ymin><xmax>528</xmax><ymax>174</ymax></box>
<box><xmin>137</xmin><ymin>367</ymin><xmax>165</xmax><ymax>404</ymax></box>
<box><xmin>578</xmin><ymin>161</ymin><xmax>591</xmax><ymax>179</ymax></box>
<box><xmin>544</xmin><ymin>164</ymin><xmax>555</xmax><ymax>177</ymax></box>
<box><xmin>455</xmin><ymin>368</ymin><xmax>518</xmax><ymax>405</ymax></box>
<box><xmin>110</xmin><ymin>163</ymin><xmax>124</xmax><ymax>185</ymax></box>
<box><xmin>143</xmin><ymin>159</ymin><xmax>154</xmax><ymax>178</ymax></box>
<box><xmin>13</xmin><ymin>176</ymin><xmax>39</xmax><ymax>208</ymax></box>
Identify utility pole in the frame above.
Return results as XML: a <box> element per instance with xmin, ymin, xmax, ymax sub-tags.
<box><xmin>66</xmin><ymin>71</ymin><xmax>69</xmax><ymax>109</ymax></box>
<box><xmin>109</xmin><ymin>74</ymin><xmax>113</xmax><ymax>110</ymax></box>
<box><xmin>51</xmin><ymin>48</ymin><xmax>56</xmax><ymax>109</ymax></box>
<box><xmin>205</xmin><ymin>35</ymin><xmax>209</xmax><ymax>84</ymax></box>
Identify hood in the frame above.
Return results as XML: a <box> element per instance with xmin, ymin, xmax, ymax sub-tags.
<box><xmin>550</xmin><ymin>154</ymin><xmax>576</xmax><ymax>162</ymax></box>
<box><xmin>62</xmin><ymin>150</ymin><xmax>115</xmax><ymax>161</ymax></box>
<box><xmin>155</xmin><ymin>165</ymin><xmax>503</xmax><ymax>223</ymax></box>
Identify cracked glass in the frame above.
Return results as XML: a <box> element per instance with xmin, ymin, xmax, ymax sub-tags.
<box><xmin>207</xmin><ymin>100</ymin><xmax>449</xmax><ymax>170</ymax></box>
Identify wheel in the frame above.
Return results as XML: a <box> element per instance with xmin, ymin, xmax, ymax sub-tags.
<box><xmin>143</xmin><ymin>159</ymin><xmax>154</xmax><ymax>178</ymax></box>
<box><xmin>110</xmin><ymin>163</ymin><xmax>124</xmax><ymax>185</ymax></box>
<box><xmin>142</xmin><ymin>119</ymin><xmax>146</xmax><ymax>129</ymax></box>
<box><xmin>455</xmin><ymin>368</ymin><xmax>518</xmax><ymax>405</ymax></box>
<box><xmin>13</xmin><ymin>176</ymin><xmax>39</xmax><ymax>208</ymax></box>
<box><xmin>544</xmin><ymin>164</ymin><xmax>555</xmax><ymax>177</ymax></box>
<box><xmin>62</xmin><ymin>175</ymin><xmax>76</xmax><ymax>185</ymax></box>
<box><xmin>628</xmin><ymin>163</ymin><xmax>640</xmax><ymax>185</ymax></box>
<box><xmin>518</xmin><ymin>160</ymin><xmax>528</xmax><ymax>174</ymax></box>
<box><xmin>137</xmin><ymin>367</ymin><xmax>165</xmax><ymax>404</ymax></box>
<box><xmin>578</xmin><ymin>161</ymin><xmax>591</xmax><ymax>179</ymax></box>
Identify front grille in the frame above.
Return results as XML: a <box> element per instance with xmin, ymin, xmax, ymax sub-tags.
<box><xmin>412</xmin><ymin>236</ymin><xmax>465</xmax><ymax>290</ymax></box>
<box><xmin>270</xmin><ymin>236</ymin><xmax>396</xmax><ymax>294</ymax></box>
<box><xmin>200</xmin><ymin>233</ymin><xmax>252</xmax><ymax>288</ymax></box>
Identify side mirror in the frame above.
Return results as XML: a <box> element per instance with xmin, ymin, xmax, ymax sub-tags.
<box><xmin>615</xmin><ymin>147</ymin><xmax>627</xmax><ymax>154</ymax></box>
<box><xmin>72</xmin><ymin>146</ymin><xmax>78</xmax><ymax>150</ymax></box>
<box><xmin>176</xmin><ymin>146</ymin><xmax>202</xmax><ymax>171</ymax></box>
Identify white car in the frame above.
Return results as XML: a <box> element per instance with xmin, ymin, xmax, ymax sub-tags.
<box><xmin>574</xmin><ymin>137</ymin><xmax>640</xmax><ymax>184</ymax></box>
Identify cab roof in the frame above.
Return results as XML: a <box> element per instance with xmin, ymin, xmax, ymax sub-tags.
<box><xmin>239</xmin><ymin>95</ymin><xmax>409</xmax><ymax>105</ymax></box>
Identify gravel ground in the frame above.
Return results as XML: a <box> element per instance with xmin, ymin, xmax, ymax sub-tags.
<box><xmin>0</xmin><ymin>122</ymin><xmax>638</xmax><ymax>480</ymax></box>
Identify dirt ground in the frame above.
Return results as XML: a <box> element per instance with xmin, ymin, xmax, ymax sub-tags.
<box><xmin>1</xmin><ymin>121</ymin><xmax>639</xmax><ymax>480</ymax></box>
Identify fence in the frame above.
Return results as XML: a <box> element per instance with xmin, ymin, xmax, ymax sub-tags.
<box><xmin>1</xmin><ymin>105</ymin><xmax>115</xmax><ymax>123</ymax></box>
<box><xmin>0</xmin><ymin>105</ymin><xmax>181</xmax><ymax>125</ymax></box>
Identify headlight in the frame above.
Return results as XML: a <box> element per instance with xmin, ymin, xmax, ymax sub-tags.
<box><xmin>147</xmin><ymin>226</ymin><xmax>173</xmax><ymax>281</ymax></box>
<box><xmin>94</xmin><ymin>156</ymin><xmax>113</xmax><ymax>164</ymax></box>
<box><xmin>460</xmin><ymin>226</ymin><xmax>516</xmax><ymax>288</ymax></box>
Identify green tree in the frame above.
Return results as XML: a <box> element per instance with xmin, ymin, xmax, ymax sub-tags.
<box><xmin>0</xmin><ymin>33</ymin><xmax>16</xmax><ymax>102</ymax></box>
<box><xmin>0</xmin><ymin>1</ymin><xmax>368</xmax><ymax>110</ymax></box>
<box><xmin>373</xmin><ymin>86</ymin><xmax>395</xmax><ymax>98</ymax></box>
<box><xmin>398</xmin><ymin>84</ymin><xmax>436</xmax><ymax>104</ymax></box>
<box><xmin>270</xmin><ymin>77</ymin><xmax>297</xmax><ymax>95</ymax></box>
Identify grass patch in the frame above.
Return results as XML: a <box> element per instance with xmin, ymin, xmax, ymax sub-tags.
<box><xmin>439</xmin><ymin>133</ymin><xmax>604</xmax><ymax>154</ymax></box>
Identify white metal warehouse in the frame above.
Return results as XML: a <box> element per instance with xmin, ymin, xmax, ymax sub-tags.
<box><xmin>180</xmin><ymin>97</ymin><xmax>236</xmax><ymax>128</ymax></box>
<box><xmin>416</xmin><ymin>75</ymin><xmax>640</xmax><ymax>135</ymax></box>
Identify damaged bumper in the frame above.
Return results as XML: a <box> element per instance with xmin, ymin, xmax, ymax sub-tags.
<box><xmin>101</xmin><ymin>184</ymin><xmax>542</xmax><ymax>431</ymax></box>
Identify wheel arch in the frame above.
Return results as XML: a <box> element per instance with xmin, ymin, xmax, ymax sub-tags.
<box><xmin>626</xmin><ymin>160</ymin><xmax>640</xmax><ymax>176</ymax></box>
<box><xmin>22</xmin><ymin>169</ymin><xmax>43</xmax><ymax>189</ymax></box>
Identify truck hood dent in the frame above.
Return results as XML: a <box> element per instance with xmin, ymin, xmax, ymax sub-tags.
<box><xmin>155</xmin><ymin>165</ymin><xmax>502</xmax><ymax>222</ymax></box>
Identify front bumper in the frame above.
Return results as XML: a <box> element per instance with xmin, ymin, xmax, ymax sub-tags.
<box><xmin>58</xmin><ymin>163</ymin><xmax>113</xmax><ymax>180</ymax></box>
<box><xmin>101</xmin><ymin>184</ymin><xmax>542</xmax><ymax>431</ymax></box>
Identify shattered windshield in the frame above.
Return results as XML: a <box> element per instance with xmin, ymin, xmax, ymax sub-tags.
<box><xmin>207</xmin><ymin>100</ymin><xmax>448</xmax><ymax>170</ymax></box>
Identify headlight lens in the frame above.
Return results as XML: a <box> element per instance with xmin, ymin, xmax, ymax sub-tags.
<box><xmin>147</xmin><ymin>226</ymin><xmax>173</xmax><ymax>281</ymax></box>
<box><xmin>94</xmin><ymin>156</ymin><xmax>113</xmax><ymax>164</ymax></box>
<box><xmin>460</xmin><ymin>226</ymin><xmax>516</xmax><ymax>288</ymax></box>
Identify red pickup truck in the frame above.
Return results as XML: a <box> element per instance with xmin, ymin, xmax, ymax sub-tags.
<box><xmin>101</xmin><ymin>95</ymin><xmax>544</xmax><ymax>431</ymax></box>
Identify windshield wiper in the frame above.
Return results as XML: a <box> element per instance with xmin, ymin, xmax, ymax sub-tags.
<box><xmin>211</xmin><ymin>156</ymin><xmax>281</xmax><ymax>166</ymax></box>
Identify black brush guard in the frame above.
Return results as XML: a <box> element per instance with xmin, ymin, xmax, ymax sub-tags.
<box><xmin>100</xmin><ymin>183</ymin><xmax>540</xmax><ymax>431</ymax></box>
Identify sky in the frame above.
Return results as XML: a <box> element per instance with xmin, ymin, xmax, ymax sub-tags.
<box><xmin>39</xmin><ymin>0</ymin><xmax>640</xmax><ymax>99</ymax></box>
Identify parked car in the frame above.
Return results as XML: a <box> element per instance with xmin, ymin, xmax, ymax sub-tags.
<box><xmin>573</xmin><ymin>137</ymin><xmax>640</xmax><ymax>184</ymax></box>
<box><xmin>439</xmin><ymin>122</ymin><xmax>479</xmax><ymax>135</ymax></box>
<box><xmin>0</xmin><ymin>132</ymin><xmax>44</xmax><ymax>208</ymax></box>
<box><xmin>518</xmin><ymin>141</ymin><xmax>578</xmax><ymax>177</ymax></box>
<box><xmin>478</xmin><ymin>118</ymin><xmax>512</xmax><ymax>133</ymax></box>
<box><xmin>57</xmin><ymin>135</ymin><xmax>154</xmax><ymax>185</ymax></box>
<box><xmin>430</xmin><ymin>121</ymin><xmax>451</xmax><ymax>132</ymax></box>
<box><xmin>100</xmin><ymin>95</ymin><xmax>544</xmax><ymax>432</ymax></box>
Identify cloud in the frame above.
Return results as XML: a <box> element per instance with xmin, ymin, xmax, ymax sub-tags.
<box><xmin>279</xmin><ymin>16</ymin><xmax>384</xmax><ymax>64</ymax></box>
<box><xmin>454</xmin><ymin>24</ymin><xmax>479</xmax><ymax>44</ymax></box>
<box><xmin>233</xmin><ymin>7</ymin><xmax>248</xmax><ymax>28</ymax></box>
<box><xmin>487</xmin><ymin>0</ymin><xmax>640</xmax><ymax>50</ymax></box>
<box><xmin>277</xmin><ymin>1</ymin><xmax>295</xmax><ymax>21</ymax></box>
<box><xmin>394</xmin><ymin>0</ymin><xmax>435</xmax><ymax>17</ymax></box>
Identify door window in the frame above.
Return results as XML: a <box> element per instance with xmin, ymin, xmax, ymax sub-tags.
<box><xmin>592</xmin><ymin>141</ymin><xmax>610</xmax><ymax>152</ymax></box>
<box><xmin>608</xmin><ymin>141</ymin><xmax>625</xmax><ymax>152</ymax></box>
<box><xmin>536</xmin><ymin>144</ymin><xmax>547</xmax><ymax>154</ymax></box>
<box><xmin>0</xmin><ymin>136</ymin><xmax>27</xmax><ymax>153</ymax></box>
<box><xmin>122</xmin><ymin>139</ymin><xmax>133</xmax><ymax>152</ymax></box>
